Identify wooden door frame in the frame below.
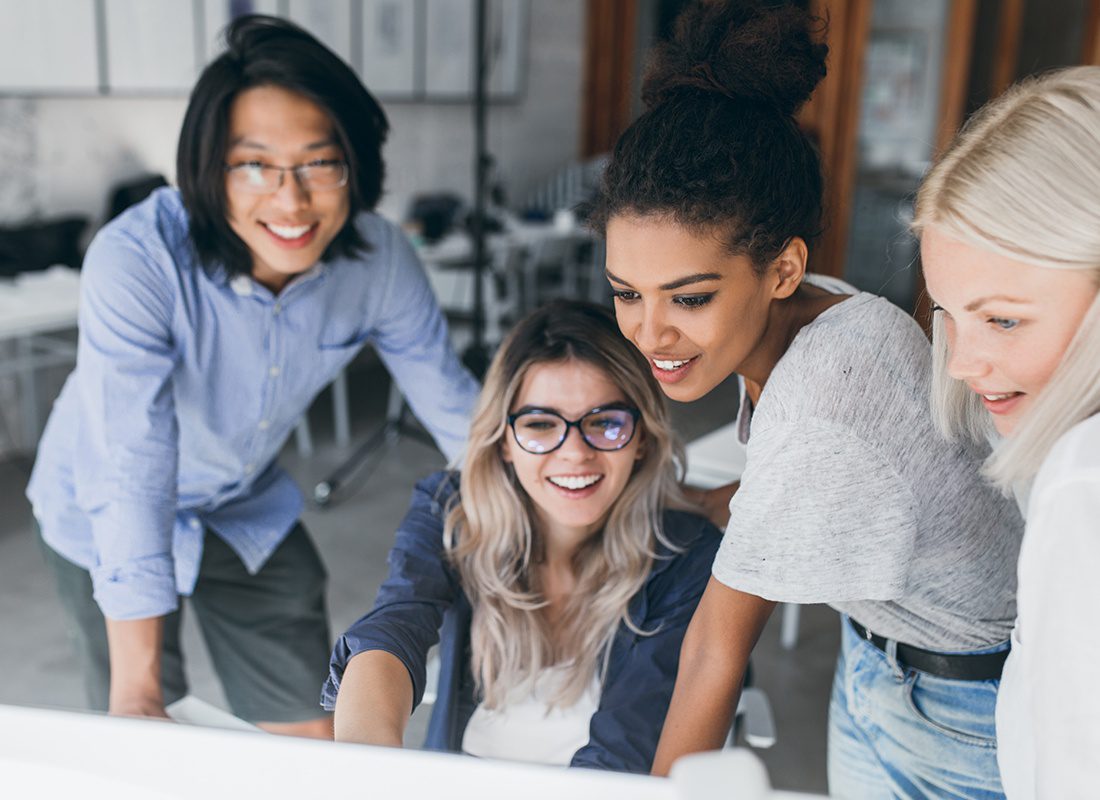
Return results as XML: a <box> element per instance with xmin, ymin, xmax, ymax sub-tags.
<box><xmin>800</xmin><ymin>0</ymin><xmax>873</xmax><ymax>279</ymax></box>
<box><xmin>580</xmin><ymin>0</ymin><xmax>638</xmax><ymax>158</ymax></box>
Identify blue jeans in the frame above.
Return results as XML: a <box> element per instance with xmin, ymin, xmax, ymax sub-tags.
<box><xmin>828</xmin><ymin>616</ymin><xmax>1007</xmax><ymax>799</ymax></box>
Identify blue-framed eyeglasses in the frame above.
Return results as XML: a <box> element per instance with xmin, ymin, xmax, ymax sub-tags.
<box><xmin>507</xmin><ymin>405</ymin><xmax>641</xmax><ymax>454</ymax></box>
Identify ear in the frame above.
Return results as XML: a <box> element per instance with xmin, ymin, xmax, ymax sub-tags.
<box><xmin>633</xmin><ymin>426</ymin><xmax>646</xmax><ymax>461</ymax></box>
<box><xmin>769</xmin><ymin>237</ymin><xmax>808</xmax><ymax>301</ymax></box>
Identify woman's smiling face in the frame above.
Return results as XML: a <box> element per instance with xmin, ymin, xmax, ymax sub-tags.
<box><xmin>922</xmin><ymin>226</ymin><xmax>1099</xmax><ymax>435</ymax></box>
<box><xmin>605</xmin><ymin>214</ymin><xmax>777</xmax><ymax>402</ymax></box>
<box><xmin>503</xmin><ymin>359</ymin><xmax>642</xmax><ymax>546</ymax></box>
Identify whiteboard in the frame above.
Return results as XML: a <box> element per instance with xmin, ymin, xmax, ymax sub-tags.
<box><xmin>360</xmin><ymin>0</ymin><xmax>419</xmax><ymax>96</ymax></box>
<box><xmin>202</xmin><ymin>0</ymin><xmax>280</xmax><ymax>62</ymax></box>
<box><xmin>286</xmin><ymin>0</ymin><xmax>354</xmax><ymax>64</ymax></box>
<box><xmin>104</xmin><ymin>0</ymin><xmax>198</xmax><ymax>92</ymax></box>
<box><xmin>0</xmin><ymin>0</ymin><xmax>99</xmax><ymax>93</ymax></box>
<box><xmin>424</xmin><ymin>0</ymin><xmax>474</xmax><ymax>98</ymax></box>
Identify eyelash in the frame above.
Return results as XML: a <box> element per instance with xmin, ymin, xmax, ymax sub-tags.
<box><xmin>674</xmin><ymin>293</ymin><xmax>714</xmax><ymax>308</ymax></box>
<box><xmin>931</xmin><ymin>303</ymin><xmax>1019</xmax><ymax>331</ymax></box>
<box><xmin>610</xmin><ymin>290</ymin><xmax>715</xmax><ymax>309</ymax></box>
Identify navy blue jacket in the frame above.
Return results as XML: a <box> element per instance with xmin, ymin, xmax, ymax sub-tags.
<box><xmin>321</xmin><ymin>471</ymin><xmax>721</xmax><ymax>773</ymax></box>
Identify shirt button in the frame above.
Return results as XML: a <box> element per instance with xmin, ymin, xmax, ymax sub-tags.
<box><xmin>229</xmin><ymin>276</ymin><xmax>253</xmax><ymax>297</ymax></box>
<box><xmin>258</xmin><ymin>419</ymin><xmax>270</xmax><ymax>430</ymax></box>
<box><xmin>273</xmin><ymin>303</ymin><xmax>282</xmax><ymax>315</ymax></box>
<box><xmin>269</xmin><ymin>366</ymin><xmax>281</xmax><ymax>377</ymax></box>
<box><xmin>244</xmin><ymin>463</ymin><xmax>255</xmax><ymax>475</ymax></box>
<box><xmin>189</xmin><ymin>518</ymin><xmax>201</xmax><ymax>530</ymax></box>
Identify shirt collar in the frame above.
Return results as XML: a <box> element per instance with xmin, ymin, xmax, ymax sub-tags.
<box><xmin>226</xmin><ymin>263</ymin><xmax>327</xmax><ymax>301</ymax></box>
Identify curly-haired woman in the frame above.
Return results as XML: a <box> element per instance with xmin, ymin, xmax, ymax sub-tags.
<box><xmin>590</xmin><ymin>1</ymin><xmax>1023</xmax><ymax>794</ymax></box>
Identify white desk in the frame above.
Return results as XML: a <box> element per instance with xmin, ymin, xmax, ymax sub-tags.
<box><xmin>0</xmin><ymin>267</ymin><xmax>81</xmax><ymax>450</ymax></box>
<box><xmin>0</xmin><ymin>703</ymin><xmax>823</xmax><ymax>799</ymax></box>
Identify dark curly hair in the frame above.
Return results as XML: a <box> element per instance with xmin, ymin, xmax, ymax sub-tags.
<box><xmin>589</xmin><ymin>0</ymin><xmax>828</xmax><ymax>273</ymax></box>
<box><xmin>177</xmin><ymin>15</ymin><xmax>390</xmax><ymax>279</ymax></box>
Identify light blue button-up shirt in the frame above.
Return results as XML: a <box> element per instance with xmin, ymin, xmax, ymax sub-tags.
<box><xmin>27</xmin><ymin>188</ymin><xmax>479</xmax><ymax>620</ymax></box>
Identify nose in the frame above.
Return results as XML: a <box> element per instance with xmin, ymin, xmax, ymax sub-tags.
<box><xmin>943</xmin><ymin>321</ymin><xmax>990</xmax><ymax>382</ymax></box>
<box><xmin>556</xmin><ymin>424</ymin><xmax>594</xmax><ymax>461</ymax></box>
<box><xmin>630</xmin><ymin>302</ymin><xmax>678</xmax><ymax>355</ymax></box>
<box><xmin>270</xmin><ymin>168</ymin><xmax>310</xmax><ymax>211</ymax></box>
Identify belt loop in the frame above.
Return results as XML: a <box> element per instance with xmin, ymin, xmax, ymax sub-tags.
<box><xmin>884</xmin><ymin>637</ymin><xmax>904</xmax><ymax>680</ymax></box>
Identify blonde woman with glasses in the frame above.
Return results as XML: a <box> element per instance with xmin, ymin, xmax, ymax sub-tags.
<box><xmin>323</xmin><ymin>300</ymin><xmax>720</xmax><ymax>772</ymax></box>
<box><xmin>916</xmin><ymin>66</ymin><xmax>1100</xmax><ymax>798</ymax></box>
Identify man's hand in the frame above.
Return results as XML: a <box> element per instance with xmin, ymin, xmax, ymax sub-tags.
<box><xmin>105</xmin><ymin>616</ymin><xmax>170</xmax><ymax>720</ymax></box>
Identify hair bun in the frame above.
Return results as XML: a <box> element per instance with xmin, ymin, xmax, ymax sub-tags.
<box><xmin>642</xmin><ymin>1</ymin><xmax>827</xmax><ymax>116</ymax></box>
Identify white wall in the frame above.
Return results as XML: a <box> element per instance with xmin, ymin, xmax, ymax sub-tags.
<box><xmin>0</xmin><ymin>0</ymin><xmax>583</xmax><ymax>456</ymax></box>
<box><xmin>0</xmin><ymin>0</ymin><xmax>583</xmax><ymax>229</ymax></box>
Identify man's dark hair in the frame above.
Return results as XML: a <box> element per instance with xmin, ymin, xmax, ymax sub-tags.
<box><xmin>177</xmin><ymin>15</ymin><xmax>389</xmax><ymax>278</ymax></box>
<box><xmin>590</xmin><ymin>0</ymin><xmax>828</xmax><ymax>272</ymax></box>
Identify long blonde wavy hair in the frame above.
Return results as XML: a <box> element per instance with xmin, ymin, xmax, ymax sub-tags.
<box><xmin>443</xmin><ymin>300</ymin><xmax>692</xmax><ymax>709</ymax></box>
<box><xmin>914</xmin><ymin>66</ymin><xmax>1100</xmax><ymax>490</ymax></box>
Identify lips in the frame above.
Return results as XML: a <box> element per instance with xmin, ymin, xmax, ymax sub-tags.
<box><xmin>545</xmin><ymin>474</ymin><xmax>604</xmax><ymax>498</ymax></box>
<box><xmin>261</xmin><ymin>221</ymin><xmax>318</xmax><ymax>248</ymax></box>
<box><xmin>648</xmin><ymin>355</ymin><xmax>698</xmax><ymax>384</ymax></box>
<box><xmin>972</xmin><ymin>388</ymin><xmax>1025</xmax><ymax>416</ymax></box>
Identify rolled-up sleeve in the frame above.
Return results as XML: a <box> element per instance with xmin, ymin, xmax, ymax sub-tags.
<box><xmin>322</xmin><ymin>473</ymin><xmax>462</xmax><ymax>711</ymax></box>
<box><xmin>369</xmin><ymin>227</ymin><xmax>479</xmax><ymax>463</ymax></box>
<box><xmin>73</xmin><ymin>229</ymin><xmax>181</xmax><ymax>620</ymax></box>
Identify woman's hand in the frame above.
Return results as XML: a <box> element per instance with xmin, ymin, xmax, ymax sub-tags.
<box><xmin>683</xmin><ymin>482</ymin><xmax>740</xmax><ymax>529</ymax></box>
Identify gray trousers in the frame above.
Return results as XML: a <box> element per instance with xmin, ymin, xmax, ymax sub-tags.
<box><xmin>40</xmin><ymin>523</ymin><xmax>332</xmax><ymax>723</ymax></box>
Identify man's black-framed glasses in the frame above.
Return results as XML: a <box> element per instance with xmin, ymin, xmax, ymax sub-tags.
<box><xmin>507</xmin><ymin>405</ymin><xmax>641</xmax><ymax>455</ymax></box>
<box><xmin>224</xmin><ymin>160</ymin><xmax>349</xmax><ymax>194</ymax></box>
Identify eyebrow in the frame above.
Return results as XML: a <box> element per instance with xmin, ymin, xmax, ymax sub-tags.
<box><xmin>604</xmin><ymin>270</ymin><xmax>722</xmax><ymax>291</ymax></box>
<box><xmin>512</xmin><ymin>401</ymin><xmax>628</xmax><ymax>416</ymax></box>
<box><xmin>963</xmin><ymin>295</ymin><xmax>1032</xmax><ymax>312</ymax></box>
<box><xmin>228</xmin><ymin>137</ymin><xmax>340</xmax><ymax>151</ymax></box>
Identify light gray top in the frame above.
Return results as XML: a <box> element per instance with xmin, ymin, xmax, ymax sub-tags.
<box><xmin>712</xmin><ymin>292</ymin><xmax>1023</xmax><ymax>650</ymax></box>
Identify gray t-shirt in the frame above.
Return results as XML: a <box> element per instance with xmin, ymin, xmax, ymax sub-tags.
<box><xmin>712</xmin><ymin>292</ymin><xmax>1023</xmax><ymax>650</ymax></box>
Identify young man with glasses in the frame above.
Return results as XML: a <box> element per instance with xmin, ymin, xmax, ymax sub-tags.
<box><xmin>26</xmin><ymin>16</ymin><xmax>478</xmax><ymax>737</ymax></box>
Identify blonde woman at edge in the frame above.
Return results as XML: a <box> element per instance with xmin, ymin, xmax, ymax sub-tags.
<box><xmin>916</xmin><ymin>66</ymin><xmax>1100</xmax><ymax>798</ymax></box>
<box><xmin>321</xmin><ymin>300</ymin><xmax>720</xmax><ymax>773</ymax></box>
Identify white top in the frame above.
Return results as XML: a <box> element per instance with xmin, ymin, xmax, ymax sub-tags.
<box><xmin>711</xmin><ymin>288</ymin><xmax>1022</xmax><ymax>649</ymax></box>
<box><xmin>461</xmin><ymin>666</ymin><xmax>600</xmax><ymax>765</ymax></box>
<box><xmin>997</xmin><ymin>413</ymin><xmax>1100</xmax><ymax>799</ymax></box>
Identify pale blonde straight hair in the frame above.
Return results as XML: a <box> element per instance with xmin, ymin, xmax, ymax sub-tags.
<box><xmin>443</xmin><ymin>300</ymin><xmax>693</xmax><ymax>709</ymax></box>
<box><xmin>913</xmin><ymin>66</ymin><xmax>1100</xmax><ymax>490</ymax></box>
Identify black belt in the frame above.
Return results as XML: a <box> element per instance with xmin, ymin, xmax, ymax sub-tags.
<box><xmin>848</xmin><ymin>618</ymin><xmax>1007</xmax><ymax>681</ymax></box>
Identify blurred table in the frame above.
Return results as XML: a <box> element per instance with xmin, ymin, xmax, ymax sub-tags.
<box><xmin>0</xmin><ymin>266</ymin><xmax>81</xmax><ymax>450</ymax></box>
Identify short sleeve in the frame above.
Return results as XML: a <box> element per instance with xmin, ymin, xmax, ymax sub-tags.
<box><xmin>712</xmin><ymin>419</ymin><xmax>918</xmax><ymax>604</ymax></box>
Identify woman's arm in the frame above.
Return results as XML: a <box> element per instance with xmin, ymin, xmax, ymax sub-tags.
<box><xmin>334</xmin><ymin>651</ymin><xmax>414</xmax><ymax>746</ymax></box>
<box><xmin>324</xmin><ymin>473</ymin><xmax>461</xmax><ymax>740</ymax></box>
<box><xmin>651</xmin><ymin>578</ymin><xmax>775</xmax><ymax>776</ymax></box>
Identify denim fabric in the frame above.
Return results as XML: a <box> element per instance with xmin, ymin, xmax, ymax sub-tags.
<box><xmin>828</xmin><ymin>615</ymin><xmax>1007</xmax><ymax>799</ymax></box>
<box><xmin>322</xmin><ymin>471</ymin><xmax>722</xmax><ymax>774</ymax></box>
